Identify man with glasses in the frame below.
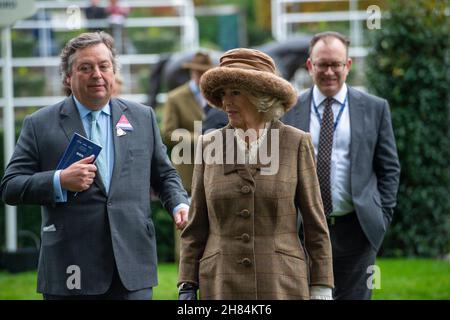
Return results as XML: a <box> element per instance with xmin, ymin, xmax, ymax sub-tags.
<box><xmin>283</xmin><ymin>31</ymin><xmax>400</xmax><ymax>299</ymax></box>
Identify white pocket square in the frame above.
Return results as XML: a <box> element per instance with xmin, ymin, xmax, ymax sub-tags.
<box><xmin>43</xmin><ymin>224</ymin><xmax>56</xmax><ymax>232</ymax></box>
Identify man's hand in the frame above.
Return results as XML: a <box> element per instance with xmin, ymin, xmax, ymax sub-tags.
<box><xmin>174</xmin><ymin>207</ymin><xmax>189</xmax><ymax>230</ymax></box>
<box><xmin>60</xmin><ymin>155</ymin><xmax>97</xmax><ymax>192</ymax></box>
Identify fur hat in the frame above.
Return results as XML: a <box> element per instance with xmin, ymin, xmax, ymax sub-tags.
<box><xmin>199</xmin><ymin>48</ymin><xmax>297</xmax><ymax>111</ymax></box>
<box><xmin>182</xmin><ymin>52</ymin><xmax>215</xmax><ymax>72</ymax></box>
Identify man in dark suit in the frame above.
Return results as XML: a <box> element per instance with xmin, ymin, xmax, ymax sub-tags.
<box><xmin>0</xmin><ymin>32</ymin><xmax>189</xmax><ymax>300</ymax></box>
<box><xmin>283</xmin><ymin>31</ymin><xmax>400</xmax><ymax>300</ymax></box>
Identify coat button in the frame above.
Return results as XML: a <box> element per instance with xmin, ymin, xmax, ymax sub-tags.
<box><xmin>241</xmin><ymin>258</ymin><xmax>252</xmax><ymax>266</ymax></box>
<box><xmin>241</xmin><ymin>233</ymin><xmax>250</xmax><ymax>242</ymax></box>
<box><xmin>241</xmin><ymin>185</ymin><xmax>250</xmax><ymax>194</ymax></box>
<box><xmin>239</xmin><ymin>209</ymin><xmax>250</xmax><ymax>218</ymax></box>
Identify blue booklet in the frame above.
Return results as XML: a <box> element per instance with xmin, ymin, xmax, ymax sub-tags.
<box><xmin>56</xmin><ymin>133</ymin><xmax>102</xmax><ymax>170</ymax></box>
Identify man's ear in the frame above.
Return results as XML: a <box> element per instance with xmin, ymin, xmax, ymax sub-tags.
<box><xmin>306</xmin><ymin>58</ymin><xmax>314</xmax><ymax>75</ymax></box>
<box><xmin>64</xmin><ymin>75</ymin><xmax>71</xmax><ymax>88</ymax></box>
<box><xmin>346</xmin><ymin>57</ymin><xmax>353</xmax><ymax>70</ymax></box>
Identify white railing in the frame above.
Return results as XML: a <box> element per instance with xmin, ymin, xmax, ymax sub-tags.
<box><xmin>271</xmin><ymin>0</ymin><xmax>369</xmax><ymax>57</ymax></box>
<box><xmin>0</xmin><ymin>0</ymin><xmax>199</xmax><ymax>107</ymax></box>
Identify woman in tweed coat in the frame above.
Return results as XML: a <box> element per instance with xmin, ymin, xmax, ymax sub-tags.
<box><xmin>178</xmin><ymin>48</ymin><xmax>334</xmax><ymax>300</ymax></box>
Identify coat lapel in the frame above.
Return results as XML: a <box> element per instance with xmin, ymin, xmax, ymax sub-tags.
<box><xmin>295</xmin><ymin>89</ymin><xmax>312</xmax><ymax>132</ymax></box>
<box><xmin>109</xmin><ymin>98</ymin><xmax>129</xmax><ymax>193</ymax></box>
<box><xmin>253</xmin><ymin>120</ymin><xmax>283</xmax><ymax>174</ymax></box>
<box><xmin>221</xmin><ymin>124</ymin><xmax>255</xmax><ymax>185</ymax></box>
<box><xmin>59</xmin><ymin>96</ymin><xmax>87</xmax><ymax>141</ymax></box>
<box><xmin>348</xmin><ymin>86</ymin><xmax>364</xmax><ymax>175</ymax></box>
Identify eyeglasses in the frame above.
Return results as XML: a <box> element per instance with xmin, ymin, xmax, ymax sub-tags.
<box><xmin>313</xmin><ymin>62</ymin><xmax>346</xmax><ymax>72</ymax></box>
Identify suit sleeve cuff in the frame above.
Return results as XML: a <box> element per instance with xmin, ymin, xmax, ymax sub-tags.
<box><xmin>53</xmin><ymin>170</ymin><xmax>67</xmax><ymax>203</ymax></box>
<box><xmin>172</xmin><ymin>203</ymin><xmax>189</xmax><ymax>216</ymax></box>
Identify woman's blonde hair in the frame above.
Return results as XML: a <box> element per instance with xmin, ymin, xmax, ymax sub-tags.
<box><xmin>246</xmin><ymin>90</ymin><xmax>286</xmax><ymax>121</ymax></box>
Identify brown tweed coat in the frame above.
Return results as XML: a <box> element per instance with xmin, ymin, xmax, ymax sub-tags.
<box><xmin>161</xmin><ymin>83</ymin><xmax>203</xmax><ymax>194</ymax></box>
<box><xmin>178</xmin><ymin>120</ymin><xmax>333</xmax><ymax>299</ymax></box>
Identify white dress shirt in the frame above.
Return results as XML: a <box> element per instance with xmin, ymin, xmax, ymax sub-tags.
<box><xmin>310</xmin><ymin>84</ymin><xmax>354</xmax><ymax>216</ymax></box>
<box><xmin>189</xmin><ymin>80</ymin><xmax>208</xmax><ymax>110</ymax></box>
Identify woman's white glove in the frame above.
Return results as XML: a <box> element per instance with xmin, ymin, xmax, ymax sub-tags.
<box><xmin>310</xmin><ymin>286</ymin><xmax>333</xmax><ymax>300</ymax></box>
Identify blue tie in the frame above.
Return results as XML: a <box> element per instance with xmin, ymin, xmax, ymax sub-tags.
<box><xmin>90</xmin><ymin>111</ymin><xmax>109</xmax><ymax>192</ymax></box>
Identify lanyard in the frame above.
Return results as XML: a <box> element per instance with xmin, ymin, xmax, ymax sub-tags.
<box><xmin>313</xmin><ymin>94</ymin><xmax>347</xmax><ymax>131</ymax></box>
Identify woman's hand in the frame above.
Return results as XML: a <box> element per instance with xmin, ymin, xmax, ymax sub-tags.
<box><xmin>178</xmin><ymin>282</ymin><xmax>198</xmax><ymax>300</ymax></box>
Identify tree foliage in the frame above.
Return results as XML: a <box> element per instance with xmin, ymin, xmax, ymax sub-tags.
<box><xmin>366</xmin><ymin>0</ymin><xmax>449</xmax><ymax>257</ymax></box>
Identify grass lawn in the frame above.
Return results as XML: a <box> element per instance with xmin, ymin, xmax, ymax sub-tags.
<box><xmin>372</xmin><ymin>258</ymin><xmax>450</xmax><ymax>300</ymax></box>
<box><xmin>0</xmin><ymin>259</ymin><xmax>449</xmax><ymax>300</ymax></box>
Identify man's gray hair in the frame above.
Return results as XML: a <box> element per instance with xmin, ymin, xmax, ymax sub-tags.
<box><xmin>60</xmin><ymin>31</ymin><xmax>117</xmax><ymax>96</ymax></box>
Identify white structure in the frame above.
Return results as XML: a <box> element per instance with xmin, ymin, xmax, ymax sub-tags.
<box><xmin>271</xmin><ymin>0</ymin><xmax>369</xmax><ymax>57</ymax></box>
<box><xmin>1</xmin><ymin>0</ymin><xmax>38</xmax><ymax>252</ymax></box>
<box><xmin>0</xmin><ymin>0</ymin><xmax>199</xmax><ymax>107</ymax></box>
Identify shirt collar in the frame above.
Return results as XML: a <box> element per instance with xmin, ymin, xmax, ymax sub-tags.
<box><xmin>313</xmin><ymin>83</ymin><xmax>348</xmax><ymax>107</ymax></box>
<box><xmin>189</xmin><ymin>80</ymin><xmax>200</xmax><ymax>95</ymax></box>
<box><xmin>189</xmin><ymin>80</ymin><xmax>208</xmax><ymax>108</ymax></box>
<box><xmin>73</xmin><ymin>95</ymin><xmax>111</xmax><ymax>119</ymax></box>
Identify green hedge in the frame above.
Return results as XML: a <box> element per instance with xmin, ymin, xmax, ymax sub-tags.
<box><xmin>366</xmin><ymin>0</ymin><xmax>450</xmax><ymax>257</ymax></box>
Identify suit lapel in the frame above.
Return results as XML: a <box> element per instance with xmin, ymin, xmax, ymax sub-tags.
<box><xmin>295</xmin><ymin>89</ymin><xmax>312</xmax><ymax>132</ymax></box>
<box><xmin>109</xmin><ymin>98</ymin><xmax>129</xmax><ymax>193</ymax></box>
<box><xmin>348</xmin><ymin>86</ymin><xmax>364</xmax><ymax>173</ymax></box>
<box><xmin>59</xmin><ymin>96</ymin><xmax>88</xmax><ymax>141</ymax></box>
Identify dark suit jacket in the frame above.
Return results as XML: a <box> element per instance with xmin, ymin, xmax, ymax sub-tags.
<box><xmin>282</xmin><ymin>86</ymin><xmax>400</xmax><ymax>250</ymax></box>
<box><xmin>202</xmin><ymin>107</ymin><xmax>228</xmax><ymax>135</ymax></box>
<box><xmin>0</xmin><ymin>96</ymin><xmax>188</xmax><ymax>295</ymax></box>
